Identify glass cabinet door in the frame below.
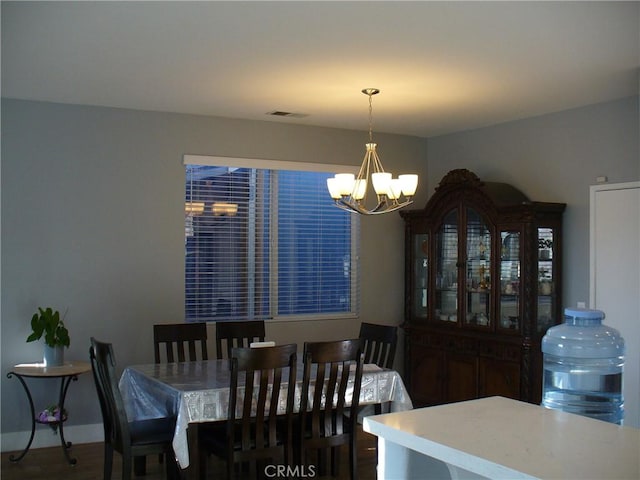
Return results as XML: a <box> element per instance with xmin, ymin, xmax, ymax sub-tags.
<box><xmin>499</xmin><ymin>230</ymin><xmax>521</xmax><ymax>330</ymax></box>
<box><xmin>413</xmin><ymin>233</ymin><xmax>429</xmax><ymax>319</ymax></box>
<box><xmin>465</xmin><ymin>208</ymin><xmax>491</xmax><ymax>327</ymax></box>
<box><xmin>434</xmin><ymin>209</ymin><xmax>458</xmax><ymax>323</ymax></box>
<box><xmin>537</xmin><ymin>227</ymin><xmax>556</xmax><ymax>333</ymax></box>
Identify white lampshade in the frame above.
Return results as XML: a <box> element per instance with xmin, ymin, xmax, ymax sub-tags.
<box><xmin>387</xmin><ymin>178</ymin><xmax>403</xmax><ymax>200</ymax></box>
<box><xmin>327</xmin><ymin>178</ymin><xmax>342</xmax><ymax>199</ymax></box>
<box><xmin>399</xmin><ymin>174</ymin><xmax>419</xmax><ymax>197</ymax></box>
<box><xmin>335</xmin><ymin>173</ymin><xmax>355</xmax><ymax>196</ymax></box>
<box><xmin>371</xmin><ymin>172</ymin><xmax>392</xmax><ymax>195</ymax></box>
<box><xmin>352</xmin><ymin>179</ymin><xmax>367</xmax><ymax>200</ymax></box>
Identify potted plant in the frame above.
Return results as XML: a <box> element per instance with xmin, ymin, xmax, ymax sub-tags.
<box><xmin>26</xmin><ymin>307</ymin><xmax>70</xmax><ymax>366</ymax></box>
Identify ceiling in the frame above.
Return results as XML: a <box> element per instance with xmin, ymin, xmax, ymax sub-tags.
<box><xmin>2</xmin><ymin>1</ymin><xmax>638</xmax><ymax>138</ymax></box>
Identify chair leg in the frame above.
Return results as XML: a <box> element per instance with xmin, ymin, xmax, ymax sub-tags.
<box><xmin>350</xmin><ymin>432</ymin><xmax>358</xmax><ymax>480</ymax></box>
<box><xmin>198</xmin><ymin>448</ymin><xmax>208</xmax><ymax>480</ymax></box>
<box><xmin>249</xmin><ymin>459</ymin><xmax>258</xmax><ymax>479</ymax></box>
<box><xmin>122</xmin><ymin>454</ymin><xmax>132</xmax><ymax>480</ymax></box>
<box><xmin>103</xmin><ymin>444</ymin><xmax>114</xmax><ymax>480</ymax></box>
<box><xmin>331</xmin><ymin>446</ymin><xmax>340</xmax><ymax>477</ymax></box>
<box><xmin>133</xmin><ymin>455</ymin><xmax>146</xmax><ymax>476</ymax></box>
<box><xmin>226</xmin><ymin>450</ymin><xmax>234</xmax><ymax>480</ymax></box>
<box><xmin>164</xmin><ymin>451</ymin><xmax>180</xmax><ymax>480</ymax></box>
<box><xmin>318</xmin><ymin>448</ymin><xmax>327</xmax><ymax>476</ymax></box>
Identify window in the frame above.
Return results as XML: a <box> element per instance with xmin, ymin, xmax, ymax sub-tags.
<box><xmin>184</xmin><ymin>155</ymin><xmax>359</xmax><ymax>322</ymax></box>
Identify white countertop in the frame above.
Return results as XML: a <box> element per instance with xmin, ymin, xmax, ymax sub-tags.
<box><xmin>363</xmin><ymin>396</ymin><xmax>640</xmax><ymax>480</ymax></box>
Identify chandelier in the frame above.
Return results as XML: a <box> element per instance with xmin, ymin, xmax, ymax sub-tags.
<box><xmin>327</xmin><ymin>88</ymin><xmax>418</xmax><ymax>215</ymax></box>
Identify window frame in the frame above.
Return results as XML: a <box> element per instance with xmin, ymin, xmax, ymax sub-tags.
<box><xmin>183</xmin><ymin>154</ymin><xmax>360</xmax><ymax>323</ymax></box>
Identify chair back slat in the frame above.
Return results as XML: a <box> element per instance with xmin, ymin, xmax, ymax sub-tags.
<box><xmin>153</xmin><ymin>322</ymin><xmax>208</xmax><ymax>363</ymax></box>
<box><xmin>215</xmin><ymin>320</ymin><xmax>266</xmax><ymax>359</ymax></box>
<box><xmin>359</xmin><ymin>322</ymin><xmax>398</xmax><ymax>369</ymax></box>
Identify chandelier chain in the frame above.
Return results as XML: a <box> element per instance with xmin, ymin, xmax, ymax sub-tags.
<box><xmin>368</xmin><ymin>92</ymin><xmax>374</xmax><ymax>143</ymax></box>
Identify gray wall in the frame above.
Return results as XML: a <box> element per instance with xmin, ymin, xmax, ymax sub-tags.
<box><xmin>1</xmin><ymin>95</ymin><xmax>638</xmax><ymax>444</ymax></box>
<box><xmin>0</xmin><ymin>99</ymin><xmax>427</xmax><ymax>440</ymax></box>
<box><xmin>426</xmin><ymin>96</ymin><xmax>639</xmax><ymax>308</ymax></box>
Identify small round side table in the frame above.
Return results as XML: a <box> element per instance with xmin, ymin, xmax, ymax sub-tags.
<box><xmin>7</xmin><ymin>361</ymin><xmax>91</xmax><ymax>465</ymax></box>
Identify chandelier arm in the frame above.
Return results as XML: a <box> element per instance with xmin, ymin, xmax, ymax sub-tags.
<box><xmin>371</xmin><ymin>148</ymin><xmax>386</xmax><ymax>174</ymax></box>
<box><xmin>336</xmin><ymin>196</ymin><xmax>413</xmax><ymax>215</ymax></box>
<box><xmin>358</xmin><ymin>151</ymin><xmax>370</xmax><ymax>184</ymax></box>
<box><xmin>337</xmin><ymin>151</ymin><xmax>367</xmax><ymax>205</ymax></box>
<box><xmin>357</xmin><ymin>149</ymin><xmax>373</xmax><ymax>204</ymax></box>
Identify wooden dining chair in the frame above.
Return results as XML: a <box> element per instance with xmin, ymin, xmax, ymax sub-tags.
<box><xmin>299</xmin><ymin>339</ymin><xmax>364</xmax><ymax>480</ymax></box>
<box><xmin>358</xmin><ymin>322</ymin><xmax>398</xmax><ymax>416</ymax></box>
<box><xmin>359</xmin><ymin>322</ymin><xmax>398</xmax><ymax>370</ymax></box>
<box><xmin>215</xmin><ymin>320</ymin><xmax>266</xmax><ymax>359</ymax></box>
<box><xmin>151</xmin><ymin>322</ymin><xmax>209</xmax><ymax>470</ymax></box>
<box><xmin>89</xmin><ymin>337</ymin><xmax>179</xmax><ymax>480</ymax></box>
<box><xmin>200</xmin><ymin>343</ymin><xmax>297</xmax><ymax>479</ymax></box>
<box><xmin>153</xmin><ymin>322</ymin><xmax>209</xmax><ymax>363</ymax></box>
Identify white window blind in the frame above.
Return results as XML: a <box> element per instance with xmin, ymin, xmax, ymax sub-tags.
<box><xmin>184</xmin><ymin>155</ymin><xmax>359</xmax><ymax>322</ymax></box>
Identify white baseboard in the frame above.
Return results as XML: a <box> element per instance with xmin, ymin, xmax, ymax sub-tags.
<box><xmin>1</xmin><ymin>423</ymin><xmax>104</xmax><ymax>453</ymax></box>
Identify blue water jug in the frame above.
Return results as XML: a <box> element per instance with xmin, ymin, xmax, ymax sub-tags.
<box><xmin>541</xmin><ymin>307</ymin><xmax>625</xmax><ymax>424</ymax></box>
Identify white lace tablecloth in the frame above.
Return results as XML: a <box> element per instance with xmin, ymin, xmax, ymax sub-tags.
<box><xmin>119</xmin><ymin>359</ymin><xmax>413</xmax><ymax>468</ymax></box>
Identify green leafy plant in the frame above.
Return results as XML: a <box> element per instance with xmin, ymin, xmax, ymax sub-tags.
<box><xmin>26</xmin><ymin>307</ymin><xmax>70</xmax><ymax>348</ymax></box>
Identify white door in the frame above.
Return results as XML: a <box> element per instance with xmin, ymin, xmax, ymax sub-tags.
<box><xmin>590</xmin><ymin>182</ymin><xmax>640</xmax><ymax>428</ymax></box>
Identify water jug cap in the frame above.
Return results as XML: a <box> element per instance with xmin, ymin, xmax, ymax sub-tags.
<box><xmin>564</xmin><ymin>307</ymin><xmax>605</xmax><ymax>320</ymax></box>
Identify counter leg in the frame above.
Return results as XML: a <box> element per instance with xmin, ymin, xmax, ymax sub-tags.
<box><xmin>376</xmin><ymin>437</ymin><xmax>452</xmax><ymax>479</ymax></box>
<box><xmin>7</xmin><ymin>372</ymin><xmax>36</xmax><ymax>463</ymax></box>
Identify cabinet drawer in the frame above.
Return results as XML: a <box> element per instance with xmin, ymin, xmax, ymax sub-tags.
<box><xmin>411</xmin><ymin>332</ymin><xmax>478</xmax><ymax>355</ymax></box>
<box><xmin>477</xmin><ymin>341</ymin><xmax>521</xmax><ymax>361</ymax></box>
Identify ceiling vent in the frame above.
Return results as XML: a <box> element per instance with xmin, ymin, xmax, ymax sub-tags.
<box><xmin>267</xmin><ymin>111</ymin><xmax>308</xmax><ymax>118</ymax></box>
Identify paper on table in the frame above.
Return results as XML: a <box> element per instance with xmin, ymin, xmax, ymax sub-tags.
<box><xmin>363</xmin><ymin>363</ymin><xmax>383</xmax><ymax>372</ymax></box>
<box><xmin>250</xmin><ymin>341</ymin><xmax>276</xmax><ymax>348</ymax></box>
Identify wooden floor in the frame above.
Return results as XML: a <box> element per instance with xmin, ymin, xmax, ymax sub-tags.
<box><xmin>1</xmin><ymin>426</ymin><xmax>378</xmax><ymax>480</ymax></box>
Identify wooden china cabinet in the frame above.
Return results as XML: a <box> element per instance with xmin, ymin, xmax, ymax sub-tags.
<box><xmin>400</xmin><ymin>169</ymin><xmax>565</xmax><ymax>407</ymax></box>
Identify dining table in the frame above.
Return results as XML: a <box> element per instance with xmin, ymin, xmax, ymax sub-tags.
<box><xmin>119</xmin><ymin>358</ymin><xmax>413</xmax><ymax>477</ymax></box>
